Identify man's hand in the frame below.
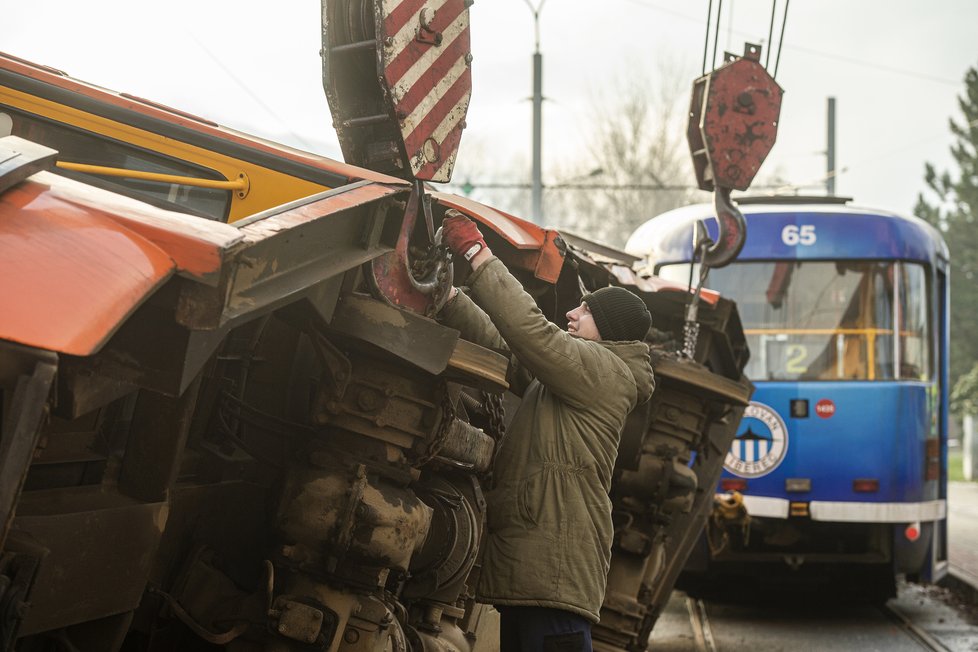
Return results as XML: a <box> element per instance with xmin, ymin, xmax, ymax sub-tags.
<box><xmin>442</xmin><ymin>210</ymin><xmax>488</xmax><ymax>263</ymax></box>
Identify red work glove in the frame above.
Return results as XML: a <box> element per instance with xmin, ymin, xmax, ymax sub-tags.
<box><xmin>441</xmin><ymin>210</ymin><xmax>487</xmax><ymax>262</ymax></box>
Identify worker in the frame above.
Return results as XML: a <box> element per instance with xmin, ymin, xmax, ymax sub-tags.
<box><xmin>437</xmin><ymin>211</ymin><xmax>655</xmax><ymax>652</ymax></box>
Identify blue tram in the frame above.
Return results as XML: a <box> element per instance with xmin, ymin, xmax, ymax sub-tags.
<box><xmin>626</xmin><ymin>196</ymin><xmax>949</xmax><ymax>593</ymax></box>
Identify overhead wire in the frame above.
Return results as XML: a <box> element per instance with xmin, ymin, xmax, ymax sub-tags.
<box><xmin>774</xmin><ymin>116</ymin><xmax>978</xmax><ymax>195</ymax></box>
<box><xmin>188</xmin><ymin>33</ymin><xmax>319</xmax><ymax>152</ymax></box>
<box><xmin>785</xmin><ymin>42</ymin><xmax>959</xmax><ymax>85</ymax></box>
<box><xmin>619</xmin><ymin>0</ymin><xmax>961</xmax><ymax>86</ymax></box>
<box><xmin>701</xmin><ymin>0</ymin><xmax>714</xmax><ymax>74</ymax></box>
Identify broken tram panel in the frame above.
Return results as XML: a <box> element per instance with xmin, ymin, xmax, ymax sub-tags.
<box><xmin>0</xmin><ymin>124</ymin><xmax>752</xmax><ymax>651</ymax></box>
<box><xmin>0</xmin><ymin>2</ymin><xmax>754</xmax><ymax>647</ymax></box>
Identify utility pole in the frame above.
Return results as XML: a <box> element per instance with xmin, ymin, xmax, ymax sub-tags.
<box><xmin>826</xmin><ymin>96</ymin><xmax>836</xmax><ymax>195</ymax></box>
<box><xmin>524</xmin><ymin>0</ymin><xmax>546</xmax><ymax>224</ymax></box>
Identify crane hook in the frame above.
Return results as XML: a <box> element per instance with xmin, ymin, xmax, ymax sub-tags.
<box><xmin>701</xmin><ymin>186</ymin><xmax>747</xmax><ymax>269</ymax></box>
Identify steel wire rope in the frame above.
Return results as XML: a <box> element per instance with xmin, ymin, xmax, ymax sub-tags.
<box><xmin>773</xmin><ymin>0</ymin><xmax>789</xmax><ymax>78</ymax></box>
<box><xmin>711</xmin><ymin>0</ymin><xmax>723</xmax><ymax>72</ymax></box>
<box><xmin>701</xmin><ymin>0</ymin><xmax>713</xmax><ymax>75</ymax></box>
<box><xmin>619</xmin><ymin>0</ymin><xmax>962</xmax><ymax>86</ymax></box>
<box><xmin>765</xmin><ymin>1</ymin><xmax>776</xmax><ymax>69</ymax></box>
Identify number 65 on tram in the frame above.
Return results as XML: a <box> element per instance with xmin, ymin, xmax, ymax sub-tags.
<box><xmin>625</xmin><ymin>196</ymin><xmax>949</xmax><ymax>594</ymax></box>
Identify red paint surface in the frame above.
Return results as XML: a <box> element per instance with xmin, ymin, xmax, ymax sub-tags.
<box><xmin>432</xmin><ymin>193</ymin><xmax>565</xmax><ymax>284</ymax></box>
<box><xmin>699</xmin><ymin>56</ymin><xmax>783</xmax><ymax>191</ymax></box>
<box><xmin>44</xmin><ymin>173</ymin><xmax>239</xmax><ymax>283</ymax></box>
<box><xmin>0</xmin><ymin>178</ymin><xmax>175</xmax><ymax>355</ymax></box>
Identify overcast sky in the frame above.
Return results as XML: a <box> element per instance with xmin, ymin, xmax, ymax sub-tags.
<box><xmin>3</xmin><ymin>1</ymin><xmax>977</xmax><ymax>230</ymax></box>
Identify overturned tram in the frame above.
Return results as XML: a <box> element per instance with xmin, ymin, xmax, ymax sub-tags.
<box><xmin>0</xmin><ymin>4</ymin><xmax>753</xmax><ymax>650</ymax></box>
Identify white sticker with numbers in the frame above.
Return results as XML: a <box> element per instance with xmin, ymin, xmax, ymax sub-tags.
<box><xmin>782</xmin><ymin>224</ymin><xmax>816</xmax><ymax>246</ymax></box>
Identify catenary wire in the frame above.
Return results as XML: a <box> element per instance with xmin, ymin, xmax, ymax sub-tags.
<box><xmin>619</xmin><ymin>0</ymin><xmax>961</xmax><ymax>86</ymax></box>
<box><xmin>189</xmin><ymin>33</ymin><xmax>318</xmax><ymax>152</ymax></box>
<box><xmin>773</xmin><ymin>0</ymin><xmax>789</xmax><ymax>78</ymax></box>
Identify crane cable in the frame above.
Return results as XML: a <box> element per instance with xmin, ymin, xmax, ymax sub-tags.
<box><xmin>702</xmin><ymin>0</ymin><xmax>790</xmax><ymax>77</ymax></box>
<box><xmin>773</xmin><ymin>0</ymin><xmax>790</xmax><ymax>78</ymax></box>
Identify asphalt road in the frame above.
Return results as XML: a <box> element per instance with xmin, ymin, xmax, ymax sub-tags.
<box><xmin>646</xmin><ymin>481</ymin><xmax>978</xmax><ymax>651</ymax></box>
<box><xmin>949</xmin><ymin>481</ymin><xmax>978</xmax><ymax>586</ymax></box>
<box><xmin>650</xmin><ymin>581</ymin><xmax>978</xmax><ymax>651</ymax></box>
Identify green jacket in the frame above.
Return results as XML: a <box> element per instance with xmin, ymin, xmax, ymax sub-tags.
<box><xmin>440</xmin><ymin>257</ymin><xmax>655</xmax><ymax>622</ymax></box>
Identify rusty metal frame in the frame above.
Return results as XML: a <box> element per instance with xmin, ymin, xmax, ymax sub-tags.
<box><xmin>0</xmin><ymin>342</ymin><xmax>57</xmax><ymax>552</ymax></box>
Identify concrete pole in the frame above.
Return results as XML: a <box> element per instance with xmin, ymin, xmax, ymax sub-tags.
<box><xmin>826</xmin><ymin>97</ymin><xmax>836</xmax><ymax>196</ymax></box>
<box><xmin>524</xmin><ymin>0</ymin><xmax>546</xmax><ymax>225</ymax></box>
<box><xmin>965</xmin><ymin>414</ymin><xmax>977</xmax><ymax>481</ymax></box>
<box><xmin>531</xmin><ymin>51</ymin><xmax>543</xmax><ymax>224</ymax></box>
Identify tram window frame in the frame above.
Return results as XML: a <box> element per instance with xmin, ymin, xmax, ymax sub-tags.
<box><xmin>1</xmin><ymin>105</ymin><xmax>232</xmax><ymax>222</ymax></box>
<box><xmin>656</xmin><ymin>259</ymin><xmax>934</xmax><ymax>383</ymax></box>
<box><xmin>895</xmin><ymin>261</ymin><xmax>932</xmax><ymax>381</ymax></box>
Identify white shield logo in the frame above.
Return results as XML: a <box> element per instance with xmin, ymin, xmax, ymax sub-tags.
<box><xmin>724</xmin><ymin>401</ymin><xmax>789</xmax><ymax>478</ymax></box>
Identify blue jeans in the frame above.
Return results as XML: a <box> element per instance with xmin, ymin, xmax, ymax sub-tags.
<box><xmin>497</xmin><ymin>606</ymin><xmax>593</xmax><ymax>652</ymax></box>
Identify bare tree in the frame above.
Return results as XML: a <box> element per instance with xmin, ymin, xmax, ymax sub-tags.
<box><xmin>547</xmin><ymin>56</ymin><xmax>696</xmax><ymax>247</ymax></box>
<box><xmin>444</xmin><ymin>136</ymin><xmax>532</xmax><ymax>218</ymax></box>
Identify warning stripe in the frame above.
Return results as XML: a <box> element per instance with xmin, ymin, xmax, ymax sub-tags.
<box><xmin>412</xmin><ymin>99</ymin><xmax>467</xmax><ymax>179</ymax></box>
<box><xmin>400</xmin><ymin>44</ymin><xmax>468</xmax><ymax>135</ymax></box>
<box><xmin>403</xmin><ymin>66</ymin><xmax>470</xmax><ymax>156</ymax></box>
<box><xmin>385</xmin><ymin>0</ymin><xmax>450</xmax><ymax>72</ymax></box>
<box><xmin>383</xmin><ymin>0</ymin><xmax>429</xmax><ymax>39</ymax></box>
<box><xmin>422</xmin><ymin>93</ymin><xmax>468</xmax><ymax>179</ymax></box>
<box><xmin>394</xmin><ymin>26</ymin><xmax>469</xmax><ymax>118</ymax></box>
<box><xmin>380</xmin><ymin>0</ymin><xmax>471</xmax><ymax>180</ymax></box>
<box><xmin>385</xmin><ymin>3</ymin><xmax>466</xmax><ymax>92</ymax></box>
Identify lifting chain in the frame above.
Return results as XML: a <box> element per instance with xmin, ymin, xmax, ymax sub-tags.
<box><xmin>408</xmin><ymin>239</ymin><xmax>454</xmax><ymax>317</ymax></box>
<box><xmin>413</xmin><ymin>382</ymin><xmax>455</xmax><ymax>467</ymax></box>
<box><xmin>480</xmin><ymin>391</ymin><xmax>506</xmax><ymax>443</ymax></box>
<box><xmin>682</xmin><ymin>237</ymin><xmax>712</xmax><ymax>360</ymax></box>
<box><xmin>405</xmin><ymin>186</ymin><xmax>454</xmax><ymax>317</ymax></box>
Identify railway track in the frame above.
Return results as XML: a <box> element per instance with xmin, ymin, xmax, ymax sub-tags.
<box><xmin>651</xmin><ymin>580</ymin><xmax>977</xmax><ymax>651</ymax></box>
<box><xmin>684</xmin><ymin>596</ymin><xmax>718</xmax><ymax>652</ymax></box>
<box><xmin>882</xmin><ymin>601</ymin><xmax>951</xmax><ymax>652</ymax></box>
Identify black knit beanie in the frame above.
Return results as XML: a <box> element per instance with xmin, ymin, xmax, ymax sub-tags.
<box><xmin>582</xmin><ymin>287</ymin><xmax>652</xmax><ymax>342</ymax></box>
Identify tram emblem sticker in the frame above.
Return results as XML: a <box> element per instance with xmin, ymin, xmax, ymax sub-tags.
<box><xmin>725</xmin><ymin>401</ymin><xmax>789</xmax><ymax>478</ymax></box>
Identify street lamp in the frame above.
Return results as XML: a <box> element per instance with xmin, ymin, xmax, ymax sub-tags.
<box><xmin>523</xmin><ymin>0</ymin><xmax>546</xmax><ymax>224</ymax></box>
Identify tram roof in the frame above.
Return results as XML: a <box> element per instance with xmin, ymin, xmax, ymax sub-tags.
<box><xmin>625</xmin><ymin>198</ymin><xmax>950</xmax><ymax>267</ymax></box>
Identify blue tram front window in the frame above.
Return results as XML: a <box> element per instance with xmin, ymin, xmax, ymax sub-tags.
<box><xmin>659</xmin><ymin>261</ymin><xmax>931</xmax><ymax>382</ymax></box>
